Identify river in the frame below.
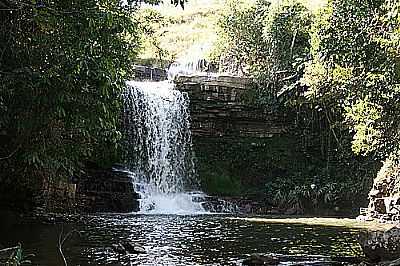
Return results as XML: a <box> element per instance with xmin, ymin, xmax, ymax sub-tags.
<box><xmin>0</xmin><ymin>214</ymin><xmax>363</xmax><ymax>265</ymax></box>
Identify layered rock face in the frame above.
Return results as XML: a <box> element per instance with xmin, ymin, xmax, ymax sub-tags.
<box><xmin>358</xmin><ymin>158</ymin><xmax>400</xmax><ymax>263</ymax></box>
<box><xmin>76</xmin><ymin>166</ymin><xmax>140</xmax><ymax>213</ymax></box>
<box><xmin>362</xmin><ymin>158</ymin><xmax>400</xmax><ymax>222</ymax></box>
<box><xmin>174</xmin><ymin>74</ymin><xmax>287</xmax><ymax>138</ymax></box>
<box><xmin>133</xmin><ymin>65</ymin><xmax>167</xmax><ymax>81</ymax></box>
<box><xmin>34</xmin><ymin>165</ymin><xmax>140</xmax><ymax>214</ymax></box>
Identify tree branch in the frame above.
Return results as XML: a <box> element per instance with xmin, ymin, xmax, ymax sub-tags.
<box><xmin>0</xmin><ymin>144</ymin><xmax>21</xmax><ymax>161</ymax></box>
<box><xmin>290</xmin><ymin>29</ymin><xmax>298</xmax><ymax>60</ymax></box>
<box><xmin>0</xmin><ymin>246</ymin><xmax>19</xmax><ymax>253</ymax></box>
<box><xmin>58</xmin><ymin>226</ymin><xmax>79</xmax><ymax>266</ymax></box>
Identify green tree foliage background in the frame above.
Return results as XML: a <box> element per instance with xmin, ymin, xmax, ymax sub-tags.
<box><xmin>0</xmin><ymin>0</ymin><xmax>162</xmax><ymax>205</ymax></box>
<box><xmin>211</xmin><ymin>0</ymin><xmax>399</xmax><ymax>211</ymax></box>
<box><xmin>214</xmin><ymin>0</ymin><xmax>399</xmax><ymax>158</ymax></box>
<box><xmin>303</xmin><ymin>0</ymin><xmax>400</xmax><ymax>158</ymax></box>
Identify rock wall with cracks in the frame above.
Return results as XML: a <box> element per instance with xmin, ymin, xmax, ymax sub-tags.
<box><xmin>174</xmin><ymin>74</ymin><xmax>288</xmax><ymax>138</ymax></box>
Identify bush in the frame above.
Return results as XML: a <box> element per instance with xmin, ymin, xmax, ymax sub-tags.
<box><xmin>0</xmin><ymin>0</ymin><xmax>154</xmax><ymax>203</ymax></box>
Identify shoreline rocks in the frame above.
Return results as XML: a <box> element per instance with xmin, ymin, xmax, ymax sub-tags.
<box><xmin>359</xmin><ymin>227</ymin><xmax>400</xmax><ymax>262</ymax></box>
<box><xmin>360</xmin><ymin>158</ymin><xmax>400</xmax><ymax>223</ymax></box>
<box><xmin>111</xmin><ymin>241</ymin><xmax>146</xmax><ymax>255</ymax></box>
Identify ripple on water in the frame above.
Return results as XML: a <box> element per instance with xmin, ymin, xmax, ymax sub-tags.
<box><xmin>0</xmin><ymin>215</ymin><xmax>363</xmax><ymax>265</ymax></box>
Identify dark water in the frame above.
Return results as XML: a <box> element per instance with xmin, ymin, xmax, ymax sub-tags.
<box><xmin>0</xmin><ymin>214</ymin><xmax>362</xmax><ymax>265</ymax></box>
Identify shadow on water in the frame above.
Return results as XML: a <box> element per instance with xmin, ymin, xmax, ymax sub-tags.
<box><xmin>0</xmin><ymin>213</ymin><xmax>363</xmax><ymax>265</ymax></box>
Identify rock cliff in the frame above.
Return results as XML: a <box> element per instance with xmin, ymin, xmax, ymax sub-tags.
<box><xmin>174</xmin><ymin>74</ymin><xmax>288</xmax><ymax>138</ymax></box>
<box><xmin>361</xmin><ymin>158</ymin><xmax>400</xmax><ymax>222</ymax></box>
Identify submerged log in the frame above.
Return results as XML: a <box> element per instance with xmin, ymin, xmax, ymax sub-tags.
<box><xmin>242</xmin><ymin>254</ymin><xmax>279</xmax><ymax>266</ymax></box>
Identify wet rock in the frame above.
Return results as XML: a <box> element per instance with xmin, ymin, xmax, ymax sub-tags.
<box><xmin>357</xmin><ymin>258</ymin><xmax>400</xmax><ymax>265</ymax></box>
<box><xmin>200</xmin><ymin>196</ymin><xmax>238</xmax><ymax>213</ymax></box>
<box><xmin>242</xmin><ymin>254</ymin><xmax>279</xmax><ymax>266</ymax></box>
<box><xmin>76</xmin><ymin>163</ymin><xmax>140</xmax><ymax>213</ymax></box>
<box><xmin>359</xmin><ymin>227</ymin><xmax>400</xmax><ymax>262</ymax></box>
<box><xmin>284</xmin><ymin>207</ymin><xmax>300</xmax><ymax>215</ymax></box>
<box><xmin>357</xmin><ymin>262</ymin><xmax>374</xmax><ymax>266</ymax></box>
<box><xmin>121</xmin><ymin>241</ymin><xmax>146</xmax><ymax>254</ymax></box>
<box><xmin>380</xmin><ymin>257</ymin><xmax>400</xmax><ymax>265</ymax></box>
<box><xmin>111</xmin><ymin>244</ymin><xmax>127</xmax><ymax>255</ymax></box>
<box><xmin>133</xmin><ymin>65</ymin><xmax>167</xmax><ymax>81</ymax></box>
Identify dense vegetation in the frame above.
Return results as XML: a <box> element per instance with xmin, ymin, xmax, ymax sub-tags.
<box><xmin>0</xmin><ymin>0</ymin><xmax>398</xmax><ymax>214</ymax></box>
<box><xmin>207</xmin><ymin>0</ymin><xmax>399</xmax><ymax>212</ymax></box>
<box><xmin>0</xmin><ymin>0</ymin><xmax>170</xmax><ymax>209</ymax></box>
<box><xmin>136</xmin><ymin>1</ymin><xmax>221</xmax><ymax>67</ymax></box>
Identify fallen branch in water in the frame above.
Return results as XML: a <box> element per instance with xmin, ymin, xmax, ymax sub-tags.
<box><xmin>58</xmin><ymin>226</ymin><xmax>79</xmax><ymax>266</ymax></box>
<box><xmin>0</xmin><ymin>144</ymin><xmax>21</xmax><ymax>161</ymax></box>
<box><xmin>0</xmin><ymin>246</ymin><xmax>19</xmax><ymax>253</ymax></box>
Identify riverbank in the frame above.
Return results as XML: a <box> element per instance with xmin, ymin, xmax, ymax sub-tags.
<box><xmin>233</xmin><ymin>216</ymin><xmax>400</xmax><ymax>264</ymax></box>
<box><xmin>231</xmin><ymin>217</ymin><xmax>397</xmax><ymax>230</ymax></box>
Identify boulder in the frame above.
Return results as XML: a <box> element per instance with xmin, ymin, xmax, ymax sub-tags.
<box><xmin>111</xmin><ymin>243</ymin><xmax>127</xmax><ymax>255</ymax></box>
<box><xmin>76</xmin><ymin>164</ymin><xmax>140</xmax><ymax>213</ymax></box>
<box><xmin>121</xmin><ymin>241</ymin><xmax>146</xmax><ymax>254</ymax></box>
<box><xmin>361</xmin><ymin>158</ymin><xmax>400</xmax><ymax>221</ymax></box>
<box><xmin>359</xmin><ymin>227</ymin><xmax>400</xmax><ymax>262</ymax></box>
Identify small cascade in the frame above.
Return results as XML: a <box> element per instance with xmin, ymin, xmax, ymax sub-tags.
<box><xmin>167</xmin><ymin>43</ymin><xmax>211</xmax><ymax>80</ymax></box>
<box><xmin>123</xmin><ymin>80</ymin><xmax>208</xmax><ymax>214</ymax></box>
<box><xmin>168</xmin><ymin>58</ymin><xmax>208</xmax><ymax>80</ymax></box>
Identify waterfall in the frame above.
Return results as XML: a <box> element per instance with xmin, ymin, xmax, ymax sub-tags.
<box><xmin>123</xmin><ymin>80</ymin><xmax>206</xmax><ymax>214</ymax></box>
<box><xmin>167</xmin><ymin>43</ymin><xmax>212</xmax><ymax>80</ymax></box>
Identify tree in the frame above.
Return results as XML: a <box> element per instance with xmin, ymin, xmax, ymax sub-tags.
<box><xmin>302</xmin><ymin>0</ymin><xmax>400</xmax><ymax>158</ymax></box>
<box><xmin>212</xmin><ymin>0</ymin><xmax>312</xmax><ymax>106</ymax></box>
<box><xmin>0</xmin><ymin>0</ymin><xmax>159</xmax><ymax>202</ymax></box>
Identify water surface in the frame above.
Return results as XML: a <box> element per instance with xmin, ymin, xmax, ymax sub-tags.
<box><xmin>0</xmin><ymin>214</ymin><xmax>363</xmax><ymax>265</ymax></box>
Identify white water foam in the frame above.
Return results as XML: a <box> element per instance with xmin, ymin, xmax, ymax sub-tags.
<box><xmin>123</xmin><ymin>80</ymin><xmax>208</xmax><ymax>214</ymax></box>
<box><xmin>167</xmin><ymin>43</ymin><xmax>211</xmax><ymax>80</ymax></box>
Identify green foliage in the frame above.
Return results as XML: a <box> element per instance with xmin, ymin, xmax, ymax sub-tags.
<box><xmin>190</xmin><ymin>0</ymin><xmax>400</xmax><ymax>212</ymax></box>
<box><xmin>266</xmin><ymin>178</ymin><xmax>368</xmax><ymax>213</ymax></box>
<box><xmin>345</xmin><ymin>98</ymin><xmax>383</xmax><ymax>155</ymax></box>
<box><xmin>201</xmin><ymin>169</ymin><xmax>242</xmax><ymax>196</ymax></box>
<box><xmin>136</xmin><ymin>8</ymin><xmax>171</xmax><ymax>67</ymax></box>
<box><xmin>213</xmin><ymin>0</ymin><xmax>312</xmax><ymax>77</ymax></box>
<box><xmin>0</xmin><ymin>0</ymin><xmax>155</xmax><ymax>198</ymax></box>
<box><xmin>302</xmin><ymin>0</ymin><xmax>400</xmax><ymax>158</ymax></box>
<box><xmin>136</xmin><ymin>2</ymin><xmax>221</xmax><ymax>66</ymax></box>
<box><xmin>5</xmin><ymin>244</ymin><xmax>34</xmax><ymax>266</ymax></box>
<box><xmin>194</xmin><ymin>135</ymin><xmax>378</xmax><ymax>206</ymax></box>
<box><xmin>212</xmin><ymin>0</ymin><xmax>270</xmax><ymax>75</ymax></box>
<box><xmin>261</xmin><ymin>0</ymin><xmax>312</xmax><ymax>81</ymax></box>
<box><xmin>213</xmin><ymin>0</ymin><xmax>312</xmax><ymax>108</ymax></box>
<box><xmin>215</xmin><ymin>0</ymin><xmax>399</xmax><ymax>160</ymax></box>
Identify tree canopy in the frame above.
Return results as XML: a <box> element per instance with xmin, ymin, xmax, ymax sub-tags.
<box><xmin>213</xmin><ymin>0</ymin><xmax>400</xmax><ymax>159</ymax></box>
<box><xmin>210</xmin><ymin>0</ymin><xmax>399</xmax><ymax>208</ymax></box>
<box><xmin>0</xmin><ymin>0</ymin><xmax>161</xmax><ymax>194</ymax></box>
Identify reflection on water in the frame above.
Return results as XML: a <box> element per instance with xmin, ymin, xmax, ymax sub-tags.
<box><xmin>0</xmin><ymin>214</ymin><xmax>362</xmax><ymax>265</ymax></box>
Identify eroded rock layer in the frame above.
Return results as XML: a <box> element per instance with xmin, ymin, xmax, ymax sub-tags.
<box><xmin>174</xmin><ymin>74</ymin><xmax>288</xmax><ymax>138</ymax></box>
<box><xmin>362</xmin><ymin>158</ymin><xmax>400</xmax><ymax>222</ymax></box>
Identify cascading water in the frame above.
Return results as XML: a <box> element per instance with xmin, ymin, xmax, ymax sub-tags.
<box><xmin>167</xmin><ymin>43</ymin><xmax>211</xmax><ymax>80</ymax></box>
<box><xmin>123</xmin><ymin>80</ymin><xmax>207</xmax><ymax>214</ymax></box>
